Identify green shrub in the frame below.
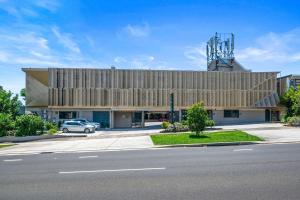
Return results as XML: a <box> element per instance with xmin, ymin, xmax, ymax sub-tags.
<box><xmin>45</xmin><ymin>121</ymin><xmax>57</xmax><ymax>130</ymax></box>
<box><xmin>181</xmin><ymin>120</ymin><xmax>188</xmax><ymax>126</ymax></box>
<box><xmin>187</xmin><ymin>102</ymin><xmax>208</xmax><ymax>135</ymax></box>
<box><xmin>173</xmin><ymin>122</ymin><xmax>189</xmax><ymax>132</ymax></box>
<box><xmin>205</xmin><ymin>119</ymin><xmax>215</xmax><ymax>128</ymax></box>
<box><xmin>287</xmin><ymin>116</ymin><xmax>300</xmax><ymax>126</ymax></box>
<box><xmin>281</xmin><ymin>114</ymin><xmax>288</xmax><ymax>123</ymax></box>
<box><xmin>15</xmin><ymin>115</ymin><xmax>44</xmax><ymax>136</ymax></box>
<box><xmin>48</xmin><ymin>128</ymin><xmax>57</xmax><ymax>135</ymax></box>
<box><xmin>161</xmin><ymin>121</ymin><xmax>170</xmax><ymax>129</ymax></box>
<box><xmin>0</xmin><ymin>113</ymin><xmax>14</xmax><ymax>137</ymax></box>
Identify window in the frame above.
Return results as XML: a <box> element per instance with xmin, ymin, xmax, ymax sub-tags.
<box><xmin>59</xmin><ymin>112</ymin><xmax>77</xmax><ymax>119</ymax></box>
<box><xmin>224</xmin><ymin>110</ymin><xmax>239</xmax><ymax>118</ymax></box>
<box><xmin>66</xmin><ymin>122</ymin><xmax>79</xmax><ymax>126</ymax></box>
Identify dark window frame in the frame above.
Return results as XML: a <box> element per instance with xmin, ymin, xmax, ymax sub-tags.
<box><xmin>59</xmin><ymin>111</ymin><xmax>77</xmax><ymax>119</ymax></box>
<box><xmin>224</xmin><ymin>110</ymin><xmax>239</xmax><ymax>118</ymax></box>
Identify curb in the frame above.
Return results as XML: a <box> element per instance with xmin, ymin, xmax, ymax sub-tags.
<box><xmin>0</xmin><ymin>134</ymin><xmax>86</xmax><ymax>143</ymax></box>
<box><xmin>155</xmin><ymin>141</ymin><xmax>260</xmax><ymax>148</ymax></box>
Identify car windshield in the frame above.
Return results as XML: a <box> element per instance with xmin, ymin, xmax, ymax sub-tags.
<box><xmin>80</xmin><ymin>122</ymin><xmax>87</xmax><ymax>125</ymax></box>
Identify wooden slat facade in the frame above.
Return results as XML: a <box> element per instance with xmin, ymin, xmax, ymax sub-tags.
<box><xmin>47</xmin><ymin>68</ymin><xmax>278</xmax><ymax>109</ymax></box>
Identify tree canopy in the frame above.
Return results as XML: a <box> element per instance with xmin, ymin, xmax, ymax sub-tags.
<box><xmin>187</xmin><ymin>102</ymin><xmax>208</xmax><ymax>135</ymax></box>
<box><xmin>0</xmin><ymin>86</ymin><xmax>22</xmax><ymax>119</ymax></box>
<box><xmin>20</xmin><ymin>88</ymin><xmax>26</xmax><ymax>101</ymax></box>
<box><xmin>280</xmin><ymin>86</ymin><xmax>300</xmax><ymax>117</ymax></box>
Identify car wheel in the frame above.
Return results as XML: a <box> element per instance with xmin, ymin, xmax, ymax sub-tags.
<box><xmin>84</xmin><ymin>128</ymin><xmax>90</xmax><ymax>133</ymax></box>
<box><xmin>62</xmin><ymin>128</ymin><xmax>68</xmax><ymax>133</ymax></box>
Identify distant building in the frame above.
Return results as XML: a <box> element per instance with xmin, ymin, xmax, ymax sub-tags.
<box><xmin>277</xmin><ymin>74</ymin><xmax>300</xmax><ymax>96</ymax></box>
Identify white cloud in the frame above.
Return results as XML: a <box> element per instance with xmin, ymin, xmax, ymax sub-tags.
<box><xmin>236</xmin><ymin>28</ymin><xmax>300</xmax><ymax>64</ymax></box>
<box><xmin>0</xmin><ymin>0</ymin><xmax>60</xmax><ymax>19</ymax></box>
<box><xmin>123</xmin><ymin>23</ymin><xmax>150</xmax><ymax>37</ymax></box>
<box><xmin>184</xmin><ymin>43</ymin><xmax>207</xmax><ymax>69</ymax></box>
<box><xmin>112</xmin><ymin>55</ymin><xmax>164</xmax><ymax>69</ymax></box>
<box><xmin>85</xmin><ymin>35</ymin><xmax>96</xmax><ymax>49</ymax></box>
<box><xmin>0</xmin><ymin>32</ymin><xmax>49</xmax><ymax>52</ymax></box>
<box><xmin>0</xmin><ymin>2</ymin><xmax>37</xmax><ymax>18</ymax></box>
<box><xmin>0</xmin><ymin>50</ymin><xmax>9</xmax><ymax>62</ymax></box>
<box><xmin>114</xmin><ymin>56</ymin><xmax>127</xmax><ymax>63</ymax></box>
<box><xmin>34</xmin><ymin>0</ymin><xmax>60</xmax><ymax>12</ymax></box>
<box><xmin>0</xmin><ymin>28</ymin><xmax>77</xmax><ymax>67</ymax></box>
<box><xmin>52</xmin><ymin>26</ymin><xmax>81</xmax><ymax>53</ymax></box>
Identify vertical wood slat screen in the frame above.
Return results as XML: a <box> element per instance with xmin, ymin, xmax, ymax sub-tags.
<box><xmin>48</xmin><ymin>68</ymin><xmax>278</xmax><ymax>108</ymax></box>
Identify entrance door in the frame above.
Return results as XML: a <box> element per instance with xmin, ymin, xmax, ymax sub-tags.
<box><xmin>93</xmin><ymin>111</ymin><xmax>110</xmax><ymax>128</ymax></box>
<box><xmin>265</xmin><ymin>109</ymin><xmax>271</xmax><ymax>122</ymax></box>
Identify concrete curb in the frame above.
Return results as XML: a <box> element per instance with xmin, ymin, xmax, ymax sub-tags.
<box><xmin>155</xmin><ymin>141</ymin><xmax>260</xmax><ymax>148</ymax></box>
<box><xmin>155</xmin><ymin>140</ymin><xmax>300</xmax><ymax>148</ymax></box>
<box><xmin>0</xmin><ymin>134</ymin><xmax>86</xmax><ymax>143</ymax></box>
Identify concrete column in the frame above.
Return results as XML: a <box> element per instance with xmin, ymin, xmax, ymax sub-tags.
<box><xmin>141</xmin><ymin>111</ymin><xmax>145</xmax><ymax>127</ymax></box>
<box><xmin>109</xmin><ymin>110</ymin><xmax>114</xmax><ymax>129</ymax></box>
<box><xmin>179</xmin><ymin>110</ymin><xmax>182</xmax><ymax>122</ymax></box>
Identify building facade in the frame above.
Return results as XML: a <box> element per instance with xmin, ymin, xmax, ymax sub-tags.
<box><xmin>277</xmin><ymin>74</ymin><xmax>300</xmax><ymax>96</ymax></box>
<box><xmin>23</xmin><ymin>67</ymin><xmax>280</xmax><ymax>128</ymax></box>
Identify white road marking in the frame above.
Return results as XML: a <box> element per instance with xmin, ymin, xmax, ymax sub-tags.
<box><xmin>3</xmin><ymin>159</ymin><xmax>23</xmax><ymax>162</ymax></box>
<box><xmin>59</xmin><ymin>167</ymin><xmax>166</xmax><ymax>174</ymax></box>
<box><xmin>79</xmin><ymin>155</ymin><xmax>98</xmax><ymax>159</ymax></box>
<box><xmin>233</xmin><ymin>148</ymin><xmax>253</xmax><ymax>152</ymax></box>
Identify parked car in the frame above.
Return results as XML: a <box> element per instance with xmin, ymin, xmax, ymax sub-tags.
<box><xmin>61</xmin><ymin>121</ymin><xmax>95</xmax><ymax>133</ymax></box>
<box><xmin>72</xmin><ymin>118</ymin><xmax>101</xmax><ymax>130</ymax></box>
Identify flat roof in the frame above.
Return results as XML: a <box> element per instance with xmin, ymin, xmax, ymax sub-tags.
<box><xmin>277</xmin><ymin>74</ymin><xmax>300</xmax><ymax>79</ymax></box>
<box><xmin>21</xmin><ymin>67</ymin><xmax>280</xmax><ymax>74</ymax></box>
<box><xmin>22</xmin><ymin>68</ymin><xmax>48</xmax><ymax>72</ymax></box>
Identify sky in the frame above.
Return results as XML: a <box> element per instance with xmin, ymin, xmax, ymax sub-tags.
<box><xmin>1</xmin><ymin>0</ymin><xmax>300</xmax><ymax>94</ymax></box>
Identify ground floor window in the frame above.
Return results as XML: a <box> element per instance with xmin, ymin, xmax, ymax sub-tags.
<box><xmin>207</xmin><ymin>110</ymin><xmax>213</xmax><ymax>119</ymax></box>
<box><xmin>224</xmin><ymin>110</ymin><xmax>239</xmax><ymax>118</ymax></box>
<box><xmin>59</xmin><ymin>111</ymin><xmax>77</xmax><ymax>119</ymax></box>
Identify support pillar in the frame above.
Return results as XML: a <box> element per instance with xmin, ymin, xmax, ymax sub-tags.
<box><xmin>109</xmin><ymin>110</ymin><xmax>114</xmax><ymax>129</ymax></box>
<box><xmin>141</xmin><ymin>111</ymin><xmax>145</xmax><ymax>128</ymax></box>
<box><xmin>179</xmin><ymin>110</ymin><xmax>182</xmax><ymax>122</ymax></box>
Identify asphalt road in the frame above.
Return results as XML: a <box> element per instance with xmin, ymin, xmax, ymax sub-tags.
<box><xmin>1</xmin><ymin>143</ymin><xmax>300</xmax><ymax>200</ymax></box>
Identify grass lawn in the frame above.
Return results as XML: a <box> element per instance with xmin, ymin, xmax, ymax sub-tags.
<box><xmin>0</xmin><ymin>143</ymin><xmax>14</xmax><ymax>149</ymax></box>
<box><xmin>151</xmin><ymin>130</ymin><xmax>263</xmax><ymax>145</ymax></box>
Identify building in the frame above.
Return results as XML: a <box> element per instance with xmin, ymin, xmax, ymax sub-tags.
<box><xmin>22</xmin><ymin>67</ymin><xmax>280</xmax><ymax>128</ymax></box>
<box><xmin>22</xmin><ymin>33</ymin><xmax>282</xmax><ymax>128</ymax></box>
<box><xmin>277</xmin><ymin>74</ymin><xmax>300</xmax><ymax>96</ymax></box>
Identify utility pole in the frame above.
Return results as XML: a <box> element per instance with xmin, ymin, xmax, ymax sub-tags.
<box><xmin>170</xmin><ymin>93</ymin><xmax>175</xmax><ymax>132</ymax></box>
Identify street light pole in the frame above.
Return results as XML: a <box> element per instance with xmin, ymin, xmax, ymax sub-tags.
<box><xmin>170</xmin><ymin>93</ymin><xmax>175</xmax><ymax>132</ymax></box>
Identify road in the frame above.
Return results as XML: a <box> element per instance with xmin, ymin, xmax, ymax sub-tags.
<box><xmin>1</xmin><ymin>143</ymin><xmax>300</xmax><ymax>200</ymax></box>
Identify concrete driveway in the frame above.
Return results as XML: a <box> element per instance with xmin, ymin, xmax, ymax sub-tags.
<box><xmin>0</xmin><ymin>136</ymin><xmax>154</xmax><ymax>156</ymax></box>
<box><xmin>218</xmin><ymin>123</ymin><xmax>300</xmax><ymax>143</ymax></box>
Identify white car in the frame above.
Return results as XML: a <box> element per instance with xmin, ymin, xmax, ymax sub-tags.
<box><xmin>72</xmin><ymin>118</ymin><xmax>101</xmax><ymax>130</ymax></box>
<box><xmin>61</xmin><ymin>121</ymin><xmax>95</xmax><ymax>133</ymax></box>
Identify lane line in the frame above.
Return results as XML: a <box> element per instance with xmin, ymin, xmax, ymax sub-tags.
<box><xmin>233</xmin><ymin>148</ymin><xmax>253</xmax><ymax>152</ymax></box>
<box><xmin>59</xmin><ymin>167</ymin><xmax>166</xmax><ymax>174</ymax></box>
<box><xmin>79</xmin><ymin>155</ymin><xmax>98</xmax><ymax>159</ymax></box>
<box><xmin>3</xmin><ymin>159</ymin><xmax>23</xmax><ymax>162</ymax></box>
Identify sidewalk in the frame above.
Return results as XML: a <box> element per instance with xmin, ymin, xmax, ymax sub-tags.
<box><xmin>1</xmin><ymin>123</ymin><xmax>299</xmax><ymax>156</ymax></box>
<box><xmin>0</xmin><ymin>136</ymin><xmax>154</xmax><ymax>156</ymax></box>
<box><xmin>217</xmin><ymin>123</ymin><xmax>300</xmax><ymax>143</ymax></box>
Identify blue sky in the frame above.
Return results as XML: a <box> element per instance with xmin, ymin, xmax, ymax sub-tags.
<box><xmin>1</xmin><ymin>0</ymin><xmax>300</xmax><ymax>94</ymax></box>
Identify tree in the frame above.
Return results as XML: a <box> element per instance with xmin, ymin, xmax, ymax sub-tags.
<box><xmin>20</xmin><ymin>88</ymin><xmax>26</xmax><ymax>101</ymax></box>
<box><xmin>0</xmin><ymin>86</ymin><xmax>22</xmax><ymax>119</ymax></box>
<box><xmin>0</xmin><ymin>113</ymin><xmax>14</xmax><ymax>137</ymax></box>
<box><xmin>280</xmin><ymin>86</ymin><xmax>300</xmax><ymax>117</ymax></box>
<box><xmin>187</xmin><ymin>102</ymin><xmax>208</xmax><ymax>135</ymax></box>
<box><xmin>15</xmin><ymin>115</ymin><xmax>44</xmax><ymax>136</ymax></box>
